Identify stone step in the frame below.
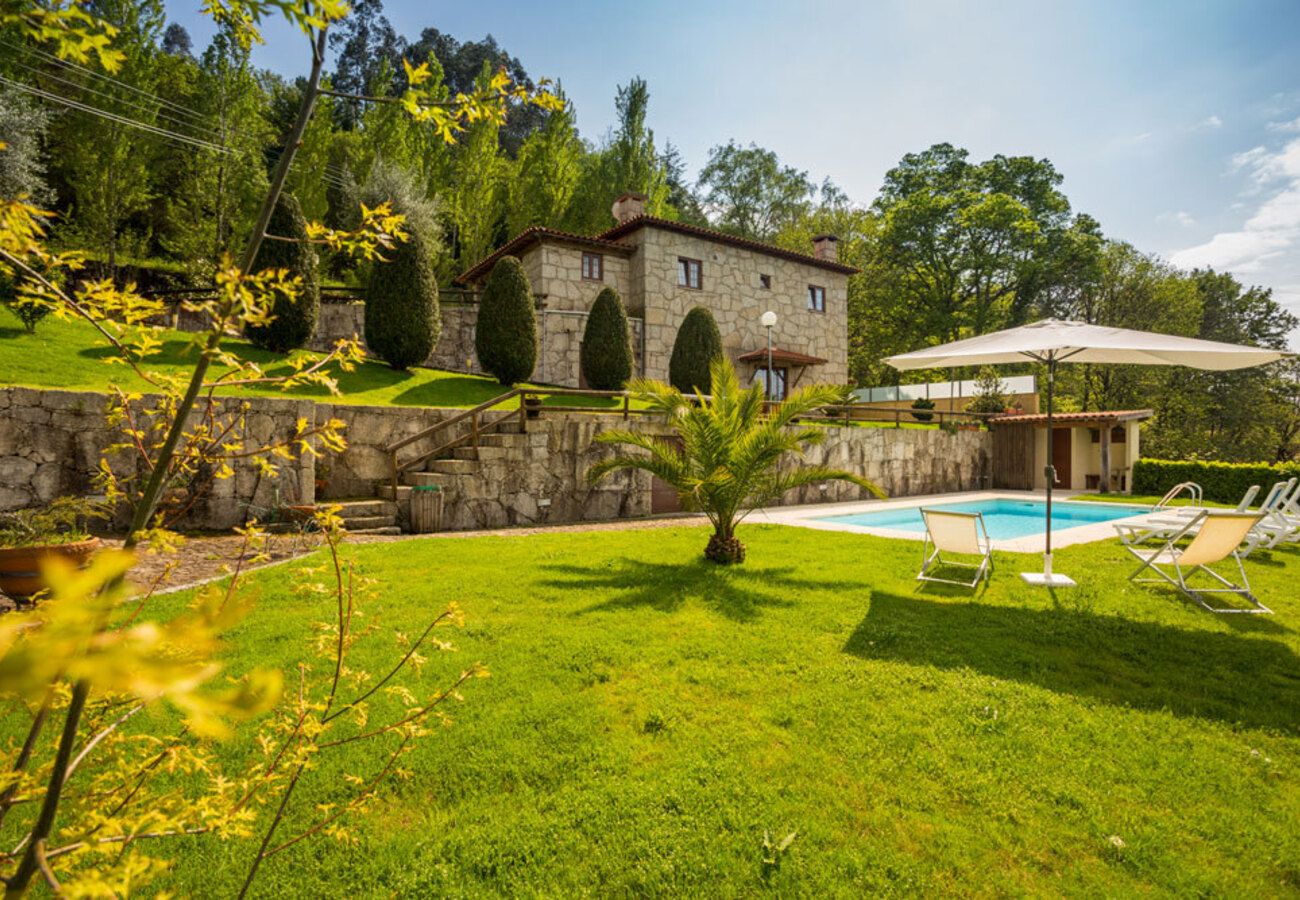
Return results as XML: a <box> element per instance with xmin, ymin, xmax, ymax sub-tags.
<box><xmin>340</xmin><ymin>514</ymin><xmax>398</xmax><ymax>531</ymax></box>
<box><xmin>349</xmin><ymin>525</ymin><xmax>402</xmax><ymax>536</ymax></box>
<box><xmin>425</xmin><ymin>458</ymin><xmax>478</xmax><ymax>475</ymax></box>
<box><xmin>477</xmin><ymin>433</ymin><xmax>529</xmax><ymax>448</ymax></box>
<box><xmin>376</xmin><ymin>484</ymin><xmax>413</xmax><ymax>501</ymax></box>
<box><xmin>452</xmin><ymin>446</ymin><xmax>509</xmax><ymax>461</ymax></box>
<box><xmin>325</xmin><ymin>498</ymin><xmax>398</xmax><ymax>518</ymax></box>
<box><xmin>402</xmin><ymin>471</ymin><xmax>448</xmax><ymax>487</ymax></box>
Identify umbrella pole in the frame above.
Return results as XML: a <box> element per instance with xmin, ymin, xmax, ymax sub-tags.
<box><xmin>1021</xmin><ymin>354</ymin><xmax>1076</xmax><ymax>587</ymax></box>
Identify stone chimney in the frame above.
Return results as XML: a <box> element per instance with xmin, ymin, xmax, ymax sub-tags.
<box><xmin>611</xmin><ymin>192</ymin><xmax>648</xmax><ymax>225</ymax></box>
<box><xmin>812</xmin><ymin>234</ymin><xmax>839</xmax><ymax>262</ymax></box>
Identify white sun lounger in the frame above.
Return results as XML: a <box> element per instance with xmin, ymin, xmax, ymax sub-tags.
<box><xmin>918</xmin><ymin>509</ymin><xmax>993</xmax><ymax>588</ymax></box>
<box><xmin>1119</xmin><ymin>511</ymin><xmax>1270</xmax><ymax>613</ymax></box>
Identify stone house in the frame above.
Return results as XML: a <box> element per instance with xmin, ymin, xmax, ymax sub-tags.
<box><xmin>455</xmin><ymin>193</ymin><xmax>858</xmax><ymax>396</ymax></box>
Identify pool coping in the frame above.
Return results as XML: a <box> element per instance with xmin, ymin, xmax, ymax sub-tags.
<box><xmin>753</xmin><ymin>490</ymin><xmax>1158</xmax><ymax>553</ymax></box>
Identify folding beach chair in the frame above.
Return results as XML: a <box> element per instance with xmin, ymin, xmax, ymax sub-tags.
<box><xmin>1120</xmin><ymin>511</ymin><xmax>1270</xmax><ymax>613</ymax></box>
<box><xmin>918</xmin><ymin>509</ymin><xmax>993</xmax><ymax>588</ymax></box>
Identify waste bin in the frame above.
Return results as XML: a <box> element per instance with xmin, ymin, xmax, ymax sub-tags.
<box><xmin>410</xmin><ymin>485</ymin><xmax>444</xmax><ymax>533</ymax></box>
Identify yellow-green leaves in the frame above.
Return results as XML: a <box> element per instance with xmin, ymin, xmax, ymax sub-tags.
<box><xmin>0</xmin><ymin>0</ymin><xmax>125</xmax><ymax>73</ymax></box>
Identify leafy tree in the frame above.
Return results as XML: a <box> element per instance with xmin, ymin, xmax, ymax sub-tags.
<box><xmin>475</xmin><ymin>255</ymin><xmax>537</xmax><ymax>384</ymax></box>
<box><xmin>365</xmin><ymin>217</ymin><xmax>441</xmax><ymax>369</ymax></box>
<box><xmin>282</xmin><ymin>78</ymin><xmax>339</xmax><ymax>223</ymax></box>
<box><xmin>0</xmin><ymin>89</ymin><xmax>54</xmax><ymax>207</ymax></box>
<box><xmin>580</xmin><ymin>286</ymin><xmax>633</xmax><ymax>390</ymax></box>
<box><xmin>669</xmin><ymin>306</ymin><xmax>724</xmax><ymax>394</ymax></box>
<box><xmin>448</xmin><ymin>62</ymin><xmax>508</xmax><ymax>269</ymax></box>
<box><xmin>244</xmin><ymin>192</ymin><xmax>320</xmax><ymax>352</ymax></box>
<box><xmin>696</xmin><ymin>141</ymin><xmax>815</xmax><ymax>240</ymax></box>
<box><xmin>589</xmin><ymin>357</ymin><xmax>882</xmax><ymax>563</ymax></box>
<box><xmin>660</xmin><ymin>140</ymin><xmax>708</xmax><ymax>225</ymax></box>
<box><xmin>49</xmin><ymin>0</ymin><xmax>166</xmax><ymax>274</ymax></box>
<box><xmin>327</xmin><ymin>0</ymin><xmax>405</xmax><ymax>128</ymax></box>
<box><xmin>564</xmin><ymin>78</ymin><xmax>674</xmax><ymax>233</ymax></box>
<box><xmin>161</xmin><ymin>21</ymin><xmax>193</xmax><ymax>56</ymax></box>
<box><xmin>965</xmin><ymin>367</ymin><xmax>1009</xmax><ymax>414</ymax></box>
<box><xmin>507</xmin><ymin>89</ymin><xmax>582</xmax><ymax>235</ymax></box>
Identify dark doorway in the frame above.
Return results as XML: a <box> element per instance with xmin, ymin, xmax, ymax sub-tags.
<box><xmin>1051</xmin><ymin>427</ymin><xmax>1072</xmax><ymax>487</ymax></box>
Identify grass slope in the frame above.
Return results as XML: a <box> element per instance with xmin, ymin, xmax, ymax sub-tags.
<box><xmin>77</xmin><ymin>524</ymin><xmax>1300</xmax><ymax>896</ymax></box>
<box><xmin>0</xmin><ymin>315</ymin><xmax>622</xmax><ymax>410</ymax></box>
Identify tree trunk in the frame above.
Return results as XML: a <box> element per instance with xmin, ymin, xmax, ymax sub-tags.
<box><xmin>704</xmin><ymin>528</ymin><xmax>745</xmax><ymax>564</ymax></box>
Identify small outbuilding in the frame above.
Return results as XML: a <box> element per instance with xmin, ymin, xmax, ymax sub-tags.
<box><xmin>988</xmin><ymin>409</ymin><xmax>1153</xmax><ymax>493</ymax></box>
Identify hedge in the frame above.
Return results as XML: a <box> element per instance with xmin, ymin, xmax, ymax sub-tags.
<box><xmin>475</xmin><ymin>255</ymin><xmax>537</xmax><ymax>386</ymax></box>
<box><xmin>245</xmin><ymin>192</ymin><xmax>319</xmax><ymax>353</ymax></box>
<box><xmin>580</xmin><ymin>286</ymin><xmax>633</xmax><ymax>390</ymax></box>
<box><xmin>1132</xmin><ymin>458</ymin><xmax>1300</xmax><ymax>504</ymax></box>
<box><xmin>669</xmin><ymin>307</ymin><xmax>723</xmax><ymax>394</ymax></box>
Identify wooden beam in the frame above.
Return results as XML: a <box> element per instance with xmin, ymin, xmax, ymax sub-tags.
<box><xmin>1099</xmin><ymin>423</ymin><xmax>1112</xmax><ymax>494</ymax></box>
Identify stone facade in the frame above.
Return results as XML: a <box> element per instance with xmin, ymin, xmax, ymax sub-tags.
<box><xmin>1</xmin><ymin>387</ymin><xmax>989</xmax><ymax>534</ymax></box>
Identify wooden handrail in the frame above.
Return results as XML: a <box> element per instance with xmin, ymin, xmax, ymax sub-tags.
<box><xmin>386</xmin><ymin>388</ymin><xmax>523</xmax><ymax>455</ymax></box>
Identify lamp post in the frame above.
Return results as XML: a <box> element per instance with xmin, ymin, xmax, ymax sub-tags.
<box><xmin>760</xmin><ymin>310</ymin><xmax>777</xmax><ymax>401</ymax></box>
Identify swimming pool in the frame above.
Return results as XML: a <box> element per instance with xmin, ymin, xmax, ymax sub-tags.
<box><xmin>813</xmin><ymin>498</ymin><xmax>1146</xmax><ymax>541</ymax></box>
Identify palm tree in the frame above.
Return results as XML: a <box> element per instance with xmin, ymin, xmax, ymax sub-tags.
<box><xmin>588</xmin><ymin>357</ymin><xmax>885</xmax><ymax>564</ymax></box>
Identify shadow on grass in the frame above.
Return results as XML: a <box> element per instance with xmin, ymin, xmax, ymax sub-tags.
<box><xmin>845</xmin><ymin>593</ymin><xmax>1300</xmax><ymax>732</ymax></box>
<box><xmin>544</xmin><ymin>558</ymin><xmax>869</xmax><ymax>623</ymax></box>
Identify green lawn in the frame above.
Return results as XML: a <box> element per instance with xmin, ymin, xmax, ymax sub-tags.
<box><xmin>1074</xmin><ymin>492</ymin><xmax>1234</xmax><ymax>509</ymax></box>
<box><xmin>0</xmin><ymin>314</ymin><xmax>625</xmax><ymax>410</ymax></box>
<box><xmin>65</xmin><ymin>523</ymin><xmax>1299</xmax><ymax>896</ymax></box>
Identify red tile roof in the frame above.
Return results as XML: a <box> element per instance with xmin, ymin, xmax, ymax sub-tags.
<box><xmin>989</xmin><ymin>409</ymin><xmax>1153</xmax><ymax>426</ymax></box>
<box><xmin>736</xmin><ymin>346</ymin><xmax>829</xmax><ymax>366</ymax></box>
<box><xmin>598</xmin><ymin>215</ymin><xmax>860</xmax><ymax>275</ymax></box>
<box><xmin>455</xmin><ymin>227</ymin><xmax>632</xmax><ymax>284</ymax></box>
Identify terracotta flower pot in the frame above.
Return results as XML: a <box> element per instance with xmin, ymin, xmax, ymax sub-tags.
<box><xmin>0</xmin><ymin>537</ymin><xmax>102</xmax><ymax>599</ymax></box>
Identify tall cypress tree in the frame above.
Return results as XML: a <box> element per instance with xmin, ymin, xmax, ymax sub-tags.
<box><xmin>244</xmin><ymin>192</ymin><xmax>319</xmax><ymax>352</ymax></box>
<box><xmin>669</xmin><ymin>306</ymin><xmax>724</xmax><ymax>394</ymax></box>
<box><xmin>580</xmin><ymin>286</ymin><xmax>633</xmax><ymax>390</ymax></box>
<box><xmin>364</xmin><ymin>222</ymin><xmax>441</xmax><ymax>370</ymax></box>
<box><xmin>475</xmin><ymin>255</ymin><xmax>536</xmax><ymax>385</ymax></box>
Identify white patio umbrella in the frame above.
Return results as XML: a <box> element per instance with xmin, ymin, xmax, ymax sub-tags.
<box><xmin>884</xmin><ymin>319</ymin><xmax>1290</xmax><ymax>587</ymax></box>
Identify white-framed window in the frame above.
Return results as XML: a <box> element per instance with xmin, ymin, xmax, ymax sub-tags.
<box><xmin>807</xmin><ymin>284</ymin><xmax>825</xmax><ymax>312</ymax></box>
<box><xmin>677</xmin><ymin>257</ymin><xmax>703</xmax><ymax>290</ymax></box>
<box><xmin>582</xmin><ymin>252</ymin><xmax>603</xmax><ymax>281</ymax></box>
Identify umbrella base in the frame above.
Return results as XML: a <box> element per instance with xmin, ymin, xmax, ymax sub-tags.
<box><xmin>1020</xmin><ymin>571</ymin><xmax>1077</xmax><ymax>587</ymax></box>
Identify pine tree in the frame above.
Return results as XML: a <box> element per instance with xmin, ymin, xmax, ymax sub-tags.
<box><xmin>244</xmin><ymin>192</ymin><xmax>319</xmax><ymax>352</ymax></box>
<box><xmin>475</xmin><ymin>255</ymin><xmax>536</xmax><ymax>385</ymax></box>
<box><xmin>580</xmin><ymin>286</ymin><xmax>633</xmax><ymax>390</ymax></box>
<box><xmin>669</xmin><ymin>307</ymin><xmax>723</xmax><ymax>394</ymax></box>
<box><xmin>364</xmin><ymin>220</ymin><xmax>441</xmax><ymax>370</ymax></box>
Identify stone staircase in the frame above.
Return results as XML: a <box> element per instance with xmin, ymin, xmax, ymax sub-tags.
<box><xmin>378</xmin><ymin>421</ymin><xmax>532</xmax><ymax>531</ymax></box>
<box><xmin>325</xmin><ymin>497</ymin><xmax>402</xmax><ymax>535</ymax></box>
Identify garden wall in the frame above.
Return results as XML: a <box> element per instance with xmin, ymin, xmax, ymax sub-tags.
<box><xmin>0</xmin><ymin>386</ymin><xmax>991</xmax><ymax>532</ymax></box>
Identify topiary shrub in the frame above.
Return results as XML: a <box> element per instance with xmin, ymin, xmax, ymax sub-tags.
<box><xmin>364</xmin><ymin>221</ymin><xmax>441</xmax><ymax>370</ymax></box>
<box><xmin>0</xmin><ymin>268</ymin><xmax>54</xmax><ymax>333</ymax></box>
<box><xmin>910</xmin><ymin>397</ymin><xmax>936</xmax><ymax>421</ymax></box>
<box><xmin>580</xmin><ymin>286</ymin><xmax>633</xmax><ymax>390</ymax></box>
<box><xmin>668</xmin><ymin>306</ymin><xmax>723</xmax><ymax>394</ymax></box>
<box><xmin>1132</xmin><ymin>458</ymin><xmax>1300</xmax><ymax>504</ymax></box>
<box><xmin>475</xmin><ymin>255</ymin><xmax>537</xmax><ymax>386</ymax></box>
<box><xmin>244</xmin><ymin>192</ymin><xmax>319</xmax><ymax>352</ymax></box>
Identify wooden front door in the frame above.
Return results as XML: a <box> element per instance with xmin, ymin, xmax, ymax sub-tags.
<box><xmin>1050</xmin><ymin>427</ymin><xmax>1072</xmax><ymax>488</ymax></box>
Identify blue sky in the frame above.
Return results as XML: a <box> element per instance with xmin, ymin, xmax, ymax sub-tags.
<box><xmin>168</xmin><ymin>0</ymin><xmax>1300</xmax><ymax>333</ymax></box>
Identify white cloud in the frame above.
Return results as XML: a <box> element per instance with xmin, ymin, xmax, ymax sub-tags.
<box><xmin>1157</xmin><ymin>210</ymin><xmax>1196</xmax><ymax>227</ymax></box>
<box><xmin>1171</xmin><ymin>138</ymin><xmax>1300</xmax><ymax>273</ymax></box>
<box><xmin>1266</xmin><ymin>115</ymin><xmax>1300</xmax><ymax>133</ymax></box>
<box><xmin>1201</xmin><ymin>115</ymin><xmax>1223</xmax><ymax>128</ymax></box>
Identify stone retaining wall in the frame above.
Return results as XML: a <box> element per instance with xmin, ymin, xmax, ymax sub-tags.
<box><xmin>1</xmin><ymin>387</ymin><xmax>991</xmax><ymax>532</ymax></box>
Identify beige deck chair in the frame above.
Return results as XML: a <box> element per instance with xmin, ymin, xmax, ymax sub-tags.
<box><xmin>918</xmin><ymin>509</ymin><xmax>992</xmax><ymax>588</ymax></box>
<box><xmin>1123</xmin><ymin>511</ymin><xmax>1269</xmax><ymax>613</ymax></box>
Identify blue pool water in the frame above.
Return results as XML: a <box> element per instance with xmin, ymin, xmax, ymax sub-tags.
<box><xmin>814</xmin><ymin>499</ymin><xmax>1145</xmax><ymax>541</ymax></box>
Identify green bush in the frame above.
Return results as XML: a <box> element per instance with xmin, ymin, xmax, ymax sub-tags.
<box><xmin>364</xmin><ymin>222</ymin><xmax>441</xmax><ymax>370</ymax></box>
<box><xmin>244</xmin><ymin>192</ymin><xmax>319</xmax><ymax>352</ymax></box>
<box><xmin>580</xmin><ymin>286</ymin><xmax>633</xmax><ymax>390</ymax></box>
<box><xmin>475</xmin><ymin>255</ymin><xmax>537</xmax><ymax>386</ymax></box>
<box><xmin>669</xmin><ymin>306</ymin><xmax>723</xmax><ymax>394</ymax></box>
<box><xmin>1132</xmin><ymin>458</ymin><xmax>1300</xmax><ymax>504</ymax></box>
<box><xmin>964</xmin><ymin>366</ymin><xmax>1009</xmax><ymax>414</ymax></box>
<box><xmin>0</xmin><ymin>269</ymin><xmax>53</xmax><ymax>333</ymax></box>
<box><xmin>910</xmin><ymin>397</ymin><xmax>936</xmax><ymax>422</ymax></box>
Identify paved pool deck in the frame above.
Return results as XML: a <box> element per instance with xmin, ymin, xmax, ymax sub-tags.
<box><xmin>755</xmin><ymin>490</ymin><xmax>1158</xmax><ymax>553</ymax></box>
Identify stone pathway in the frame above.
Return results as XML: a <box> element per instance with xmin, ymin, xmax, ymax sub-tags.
<box><xmin>113</xmin><ymin>514</ymin><xmax>702</xmax><ymax>596</ymax></box>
